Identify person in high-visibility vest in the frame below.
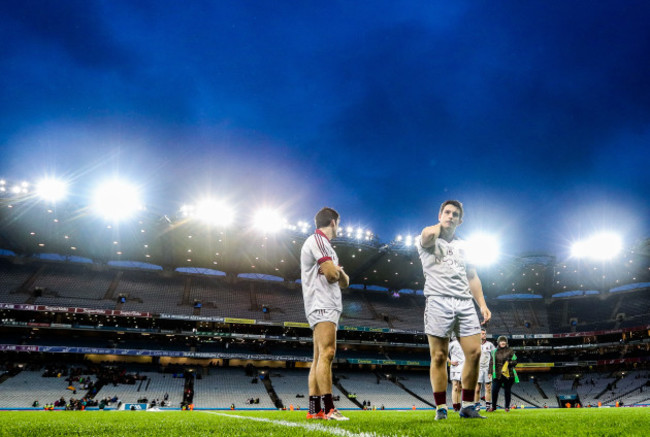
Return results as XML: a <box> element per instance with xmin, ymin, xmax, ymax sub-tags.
<box><xmin>487</xmin><ymin>336</ymin><xmax>518</xmax><ymax>412</ymax></box>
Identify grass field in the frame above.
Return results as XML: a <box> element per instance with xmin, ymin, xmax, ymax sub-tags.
<box><xmin>0</xmin><ymin>408</ymin><xmax>649</xmax><ymax>437</ymax></box>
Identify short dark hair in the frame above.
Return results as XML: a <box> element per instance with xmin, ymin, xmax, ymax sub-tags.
<box><xmin>314</xmin><ymin>207</ymin><xmax>340</xmax><ymax>229</ymax></box>
<box><xmin>439</xmin><ymin>200</ymin><xmax>464</xmax><ymax>220</ymax></box>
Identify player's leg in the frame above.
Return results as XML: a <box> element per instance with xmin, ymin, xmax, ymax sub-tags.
<box><xmin>307</xmin><ymin>330</ymin><xmax>323</xmax><ymax>419</ymax></box>
<box><xmin>313</xmin><ymin>321</ymin><xmax>336</xmax><ymax>408</ymax></box>
<box><xmin>313</xmin><ymin>319</ymin><xmax>348</xmax><ymax>420</ymax></box>
<box><xmin>459</xmin><ymin>335</ymin><xmax>481</xmax><ymax>401</ymax></box>
<box><xmin>451</xmin><ymin>379</ymin><xmax>461</xmax><ymax>411</ymax></box>
<box><xmin>504</xmin><ymin>378</ymin><xmax>513</xmax><ymax>411</ymax></box>
<box><xmin>424</xmin><ymin>297</ymin><xmax>454</xmax><ymax>420</ymax></box>
<box><xmin>459</xmin><ymin>335</ymin><xmax>481</xmax><ymax>387</ymax></box>
<box><xmin>458</xmin><ymin>334</ymin><xmax>485</xmax><ymax>418</ymax></box>
<box><xmin>457</xmin><ymin>298</ymin><xmax>484</xmax><ymax>418</ymax></box>
<box><xmin>485</xmin><ymin>380</ymin><xmax>492</xmax><ymax>410</ymax></box>
<box><xmin>428</xmin><ymin>335</ymin><xmax>449</xmax><ymax>419</ymax></box>
<box><xmin>489</xmin><ymin>379</ymin><xmax>500</xmax><ymax>411</ymax></box>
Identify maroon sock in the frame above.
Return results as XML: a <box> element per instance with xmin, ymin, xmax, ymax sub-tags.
<box><xmin>322</xmin><ymin>394</ymin><xmax>335</xmax><ymax>413</ymax></box>
<box><xmin>462</xmin><ymin>389</ymin><xmax>475</xmax><ymax>403</ymax></box>
<box><xmin>434</xmin><ymin>391</ymin><xmax>446</xmax><ymax>407</ymax></box>
<box><xmin>453</xmin><ymin>403</ymin><xmax>461</xmax><ymax>411</ymax></box>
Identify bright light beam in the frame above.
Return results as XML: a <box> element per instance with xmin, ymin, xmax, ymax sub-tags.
<box><xmin>253</xmin><ymin>209</ymin><xmax>285</xmax><ymax>233</ymax></box>
<box><xmin>92</xmin><ymin>179</ymin><xmax>142</xmax><ymax>221</ymax></box>
<box><xmin>36</xmin><ymin>178</ymin><xmax>68</xmax><ymax>202</ymax></box>
<box><xmin>571</xmin><ymin>232</ymin><xmax>622</xmax><ymax>260</ymax></box>
<box><xmin>465</xmin><ymin>233</ymin><xmax>500</xmax><ymax>266</ymax></box>
<box><xmin>195</xmin><ymin>199</ymin><xmax>235</xmax><ymax>226</ymax></box>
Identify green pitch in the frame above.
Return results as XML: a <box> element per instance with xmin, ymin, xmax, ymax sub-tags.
<box><xmin>0</xmin><ymin>408</ymin><xmax>648</xmax><ymax>436</ymax></box>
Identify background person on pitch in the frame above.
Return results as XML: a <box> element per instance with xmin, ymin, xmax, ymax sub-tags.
<box><xmin>448</xmin><ymin>335</ymin><xmax>465</xmax><ymax>412</ymax></box>
<box><xmin>416</xmin><ymin>200</ymin><xmax>492</xmax><ymax>420</ymax></box>
<box><xmin>476</xmin><ymin>328</ymin><xmax>496</xmax><ymax>410</ymax></box>
<box><xmin>301</xmin><ymin>207</ymin><xmax>350</xmax><ymax>421</ymax></box>
<box><xmin>487</xmin><ymin>336</ymin><xmax>518</xmax><ymax>412</ymax></box>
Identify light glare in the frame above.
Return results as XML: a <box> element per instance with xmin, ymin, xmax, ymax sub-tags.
<box><xmin>253</xmin><ymin>209</ymin><xmax>285</xmax><ymax>233</ymax></box>
<box><xmin>36</xmin><ymin>178</ymin><xmax>68</xmax><ymax>202</ymax></box>
<box><xmin>465</xmin><ymin>234</ymin><xmax>500</xmax><ymax>266</ymax></box>
<box><xmin>195</xmin><ymin>199</ymin><xmax>235</xmax><ymax>226</ymax></box>
<box><xmin>93</xmin><ymin>180</ymin><xmax>141</xmax><ymax>221</ymax></box>
<box><xmin>571</xmin><ymin>233</ymin><xmax>622</xmax><ymax>260</ymax></box>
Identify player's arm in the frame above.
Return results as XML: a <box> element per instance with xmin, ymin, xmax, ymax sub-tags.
<box><xmin>448</xmin><ymin>347</ymin><xmax>458</xmax><ymax>366</ymax></box>
<box><xmin>467</xmin><ymin>266</ymin><xmax>491</xmax><ymax>324</ymax></box>
<box><xmin>420</xmin><ymin>224</ymin><xmax>441</xmax><ymax>248</ymax></box>
<box><xmin>337</xmin><ymin>266</ymin><xmax>349</xmax><ymax>289</ymax></box>
<box><xmin>319</xmin><ymin>260</ymin><xmax>340</xmax><ymax>284</ymax></box>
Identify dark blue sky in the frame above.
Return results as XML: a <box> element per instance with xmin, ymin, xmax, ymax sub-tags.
<box><xmin>1</xmin><ymin>1</ymin><xmax>649</xmax><ymax>256</ymax></box>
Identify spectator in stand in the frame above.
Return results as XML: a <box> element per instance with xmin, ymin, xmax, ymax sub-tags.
<box><xmin>487</xmin><ymin>336</ymin><xmax>518</xmax><ymax>412</ymax></box>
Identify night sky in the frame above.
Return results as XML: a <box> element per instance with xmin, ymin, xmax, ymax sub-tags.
<box><xmin>1</xmin><ymin>1</ymin><xmax>649</xmax><ymax>257</ymax></box>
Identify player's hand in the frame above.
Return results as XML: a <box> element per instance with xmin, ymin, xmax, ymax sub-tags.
<box><xmin>421</xmin><ymin>224</ymin><xmax>441</xmax><ymax>247</ymax></box>
<box><xmin>480</xmin><ymin>305</ymin><xmax>491</xmax><ymax>325</ymax></box>
<box><xmin>428</xmin><ymin>223</ymin><xmax>441</xmax><ymax>239</ymax></box>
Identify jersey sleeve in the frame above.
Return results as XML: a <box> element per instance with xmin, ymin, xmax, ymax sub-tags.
<box><xmin>308</xmin><ymin>234</ymin><xmax>332</xmax><ymax>265</ymax></box>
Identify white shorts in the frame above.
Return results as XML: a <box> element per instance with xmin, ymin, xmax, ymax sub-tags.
<box><xmin>450</xmin><ymin>368</ymin><xmax>463</xmax><ymax>382</ymax></box>
<box><xmin>307</xmin><ymin>309</ymin><xmax>341</xmax><ymax>329</ymax></box>
<box><xmin>424</xmin><ymin>296</ymin><xmax>482</xmax><ymax>338</ymax></box>
<box><xmin>477</xmin><ymin>368</ymin><xmax>491</xmax><ymax>384</ymax></box>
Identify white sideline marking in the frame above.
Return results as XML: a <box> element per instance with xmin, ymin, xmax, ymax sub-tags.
<box><xmin>202</xmin><ymin>411</ymin><xmax>392</xmax><ymax>437</ymax></box>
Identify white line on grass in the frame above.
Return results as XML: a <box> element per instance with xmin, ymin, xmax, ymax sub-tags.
<box><xmin>202</xmin><ymin>411</ymin><xmax>394</xmax><ymax>437</ymax></box>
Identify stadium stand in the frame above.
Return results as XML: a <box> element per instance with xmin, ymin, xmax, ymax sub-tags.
<box><xmin>0</xmin><ymin>370</ymin><xmax>92</xmax><ymax>408</ymax></box>
<box><xmin>393</xmin><ymin>372</ymin><xmax>435</xmax><ymax>405</ymax></box>
<box><xmin>265</xmin><ymin>368</ymin><xmax>310</xmax><ymax>410</ymax></box>
<box><xmin>32</xmin><ymin>264</ymin><xmax>114</xmax><ymax>300</ymax></box>
<box><xmin>333</xmin><ymin>372</ymin><xmax>428</xmax><ymax>409</ymax></box>
<box><xmin>94</xmin><ymin>372</ymin><xmax>186</xmax><ymax>407</ymax></box>
<box><xmin>0</xmin><ymin>261</ymin><xmax>40</xmax><ymax>303</ymax></box>
<box><xmin>114</xmin><ymin>271</ymin><xmax>185</xmax><ymax>314</ymax></box>
<box><xmin>192</xmin><ymin>367</ymin><xmax>276</xmax><ymax>409</ymax></box>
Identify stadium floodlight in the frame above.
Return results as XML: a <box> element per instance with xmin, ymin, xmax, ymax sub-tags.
<box><xmin>396</xmin><ymin>235</ymin><xmax>403</xmax><ymax>242</ymax></box>
<box><xmin>35</xmin><ymin>178</ymin><xmax>68</xmax><ymax>203</ymax></box>
<box><xmin>571</xmin><ymin>232</ymin><xmax>622</xmax><ymax>260</ymax></box>
<box><xmin>194</xmin><ymin>199</ymin><xmax>235</xmax><ymax>226</ymax></box>
<box><xmin>92</xmin><ymin>179</ymin><xmax>142</xmax><ymax>221</ymax></box>
<box><xmin>465</xmin><ymin>233</ymin><xmax>500</xmax><ymax>266</ymax></box>
<box><xmin>253</xmin><ymin>208</ymin><xmax>286</xmax><ymax>233</ymax></box>
<box><xmin>11</xmin><ymin>185</ymin><xmax>21</xmax><ymax>194</ymax></box>
<box><xmin>404</xmin><ymin>235</ymin><xmax>413</xmax><ymax>247</ymax></box>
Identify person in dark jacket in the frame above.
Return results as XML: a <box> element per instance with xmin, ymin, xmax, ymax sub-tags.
<box><xmin>487</xmin><ymin>336</ymin><xmax>518</xmax><ymax>412</ymax></box>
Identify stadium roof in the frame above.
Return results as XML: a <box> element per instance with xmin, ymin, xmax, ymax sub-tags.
<box><xmin>1</xmin><ymin>189</ymin><xmax>648</xmax><ymax>297</ymax></box>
